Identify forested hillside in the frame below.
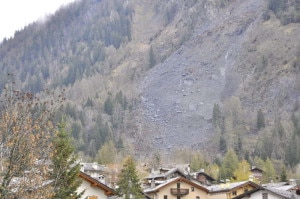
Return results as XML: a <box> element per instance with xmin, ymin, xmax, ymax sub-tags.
<box><xmin>0</xmin><ymin>0</ymin><xmax>135</xmax><ymax>160</ymax></box>
<box><xmin>0</xmin><ymin>0</ymin><xmax>299</xmax><ymax>177</ymax></box>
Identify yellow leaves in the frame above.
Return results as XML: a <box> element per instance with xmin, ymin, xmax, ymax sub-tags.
<box><xmin>233</xmin><ymin>160</ymin><xmax>251</xmax><ymax>182</ymax></box>
<box><xmin>0</xmin><ymin>80</ymin><xmax>65</xmax><ymax>198</ymax></box>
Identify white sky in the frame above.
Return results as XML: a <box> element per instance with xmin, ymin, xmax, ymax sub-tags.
<box><xmin>0</xmin><ymin>0</ymin><xmax>76</xmax><ymax>41</ymax></box>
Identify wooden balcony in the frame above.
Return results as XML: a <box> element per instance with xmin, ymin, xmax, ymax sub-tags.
<box><xmin>170</xmin><ymin>188</ymin><xmax>189</xmax><ymax>196</ymax></box>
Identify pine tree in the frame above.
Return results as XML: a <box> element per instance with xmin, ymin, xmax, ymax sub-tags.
<box><xmin>280</xmin><ymin>166</ymin><xmax>287</xmax><ymax>182</ymax></box>
<box><xmin>117</xmin><ymin>156</ymin><xmax>143</xmax><ymax>199</ymax></box>
<box><xmin>219</xmin><ymin>135</ymin><xmax>227</xmax><ymax>153</ymax></box>
<box><xmin>257</xmin><ymin>109</ymin><xmax>265</xmax><ymax>130</ymax></box>
<box><xmin>104</xmin><ymin>96</ymin><xmax>114</xmax><ymax>115</ymax></box>
<box><xmin>263</xmin><ymin>158</ymin><xmax>276</xmax><ymax>183</ymax></box>
<box><xmin>51</xmin><ymin>123</ymin><xmax>84</xmax><ymax>199</ymax></box>
<box><xmin>220</xmin><ymin>148</ymin><xmax>239</xmax><ymax>180</ymax></box>
<box><xmin>212</xmin><ymin>103</ymin><xmax>222</xmax><ymax>127</ymax></box>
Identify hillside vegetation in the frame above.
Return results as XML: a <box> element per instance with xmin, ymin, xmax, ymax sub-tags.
<box><xmin>0</xmin><ymin>0</ymin><xmax>299</xmax><ymax>175</ymax></box>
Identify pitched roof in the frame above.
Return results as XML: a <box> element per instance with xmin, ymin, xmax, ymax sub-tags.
<box><xmin>264</xmin><ymin>187</ymin><xmax>295</xmax><ymax>198</ymax></box>
<box><xmin>232</xmin><ymin>186</ymin><xmax>295</xmax><ymax>199</ymax></box>
<box><xmin>208</xmin><ymin>181</ymin><xmax>260</xmax><ymax>193</ymax></box>
<box><xmin>231</xmin><ymin>187</ymin><xmax>263</xmax><ymax>199</ymax></box>
<box><xmin>80</xmin><ymin>162</ymin><xmax>107</xmax><ymax>172</ymax></box>
<box><xmin>249</xmin><ymin>167</ymin><xmax>264</xmax><ymax>172</ymax></box>
<box><xmin>79</xmin><ymin>171</ymin><xmax>116</xmax><ymax>196</ymax></box>
<box><xmin>146</xmin><ymin>168</ymin><xmax>187</xmax><ymax>180</ymax></box>
<box><xmin>144</xmin><ymin>176</ymin><xmax>209</xmax><ymax>194</ymax></box>
<box><xmin>195</xmin><ymin>171</ymin><xmax>216</xmax><ymax>182</ymax></box>
<box><xmin>263</xmin><ymin>181</ymin><xmax>296</xmax><ymax>191</ymax></box>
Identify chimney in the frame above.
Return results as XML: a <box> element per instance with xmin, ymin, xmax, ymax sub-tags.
<box><xmin>99</xmin><ymin>175</ymin><xmax>106</xmax><ymax>184</ymax></box>
<box><xmin>80</xmin><ymin>163</ymin><xmax>85</xmax><ymax>172</ymax></box>
<box><xmin>249</xmin><ymin>175</ymin><xmax>253</xmax><ymax>182</ymax></box>
<box><xmin>151</xmin><ymin>179</ymin><xmax>155</xmax><ymax>189</ymax></box>
<box><xmin>289</xmin><ymin>179</ymin><xmax>296</xmax><ymax>185</ymax></box>
<box><xmin>92</xmin><ymin>162</ymin><xmax>98</xmax><ymax>170</ymax></box>
<box><xmin>225</xmin><ymin>179</ymin><xmax>230</xmax><ymax>188</ymax></box>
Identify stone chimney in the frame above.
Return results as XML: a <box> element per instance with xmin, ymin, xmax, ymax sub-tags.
<box><xmin>187</xmin><ymin>164</ymin><xmax>191</xmax><ymax>174</ymax></box>
<box><xmin>249</xmin><ymin>175</ymin><xmax>253</xmax><ymax>182</ymax></box>
<box><xmin>98</xmin><ymin>175</ymin><xmax>106</xmax><ymax>184</ymax></box>
<box><xmin>289</xmin><ymin>179</ymin><xmax>296</xmax><ymax>185</ymax></box>
<box><xmin>151</xmin><ymin>179</ymin><xmax>155</xmax><ymax>189</ymax></box>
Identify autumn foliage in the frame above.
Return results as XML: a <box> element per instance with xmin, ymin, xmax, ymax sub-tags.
<box><xmin>0</xmin><ymin>77</ymin><xmax>65</xmax><ymax>198</ymax></box>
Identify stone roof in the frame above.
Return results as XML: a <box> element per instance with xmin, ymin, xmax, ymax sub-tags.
<box><xmin>264</xmin><ymin>187</ymin><xmax>295</xmax><ymax>199</ymax></box>
<box><xmin>144</xmin><ymin>176</ymin><xmax>209</xmax><ymax>194</ymax></box>
<box><xmin>208</xmin><ymin>181</ymin><xmax>259</xmax><ymax>193</ymax></box>
<box><xmin>249</xmin><ymin>166</ymin><xmax>264</xmax><ymax>172</ymax></box>
<box><xmin>194</xmin><ymin>171</ymin><xmax>216</xmax><ymax>182</ymax></box>
<box><xmin>146</xmin><ymin>168</ymin><xmax>186</xmax><ymax>180</ymax></box>
<box><xmin>80</xmin><ymin>162</ymin><xmax>107</xmax><ymax>172</ymax></box>
<box><xmin>79</xmin><ymin>171</ymin><xmax>116</xmax><ymax>196</ymax></box>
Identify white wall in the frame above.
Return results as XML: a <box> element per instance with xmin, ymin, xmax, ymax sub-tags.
<box><xmin>77</xmin><ymin>179</ymin><xmax>108</xmax><ymax>199</ymax></box>
<box><xmin>239</xmin><ymin>190</ymin><xmax>287</xmax><ymax>199</ymax></box>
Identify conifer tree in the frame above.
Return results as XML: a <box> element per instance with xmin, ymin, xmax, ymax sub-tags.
<box><xmin>263</xmin><ymin>158</ymin><xmax>276</xmax><ymax>183</ymax></box>
<box><xmin>212</xmin><ymin>103</ymin><xmax>222</xmax><ymax>127</ymax></box>
<box><xmin>104</xmin><ymin>96</ymin><xmax>114</xmax><ymax>115</ymax></box>
<box><xmin>257</xmin><ymin>109</ymin><xmax>265</xmax><ymax>130</ymax></box>
<box><xmin>117</xmin><ymin>156</ymin><xmax>143</xmax><ymax>199</ymax></box>
<box><xmin>220</xmin><ymin>148</ymin><xmax>239</xmax><ymax>180</ymax></box>
<box><xmin>51</xmin><ymin>123</ymin><xmax>84</xmax><ymax>199</ymax></box>
<box><xmin>280</xmin><ymin>166</ymin><xmax>287</xmax><ymax>182</ymax></box>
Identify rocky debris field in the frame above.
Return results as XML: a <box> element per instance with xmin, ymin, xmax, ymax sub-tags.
<box><xmin>137</xmin><ymin>0</ymin><xmax>266</xmax><ymax>154</ymax></box>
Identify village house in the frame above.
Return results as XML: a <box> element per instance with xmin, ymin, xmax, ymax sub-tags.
<box><xmin>80</xmin><ymin>162</ymin><xmax>107</xmax><ymax>182</ymax></box>
<box><xmin>143</xmin><ymin>167</ymin><xmax>187</xmax><ymax>189</ymax></box>
<box><xmin>249</xmin><ymin>166</ymin><xmax>263</xmax><ymax>183</ymax></box>
<box><xmin>80</xmin><ymin>162</ymin><xmax>118</xmax><ymax>188</ymax></box>
<box><xmin>143</xmin><ymin>176</ymin><xmax>266</xmax><ymax>199</ymax></box>
<box><xmin>192</xmin><ymin>169</ymin><xmax>216</xmax><ymax>186</ymax></box>
<box><xmin>144</xmin><ymin>176</ymin><xmax>209</xmax><ymax>199</ymax></box>
<box><xmin>258</xmin><ymin>179</ymin><xmax>300</xmax><ymax>198</ymax></box>
<box><xmin>232</xmin><ymin>186</ymin><xmax>299</xmax><ymax>199</ymax></box>
<box><xmin>78</xmin><ymin>171</ymin><xmax>116</xmax><ymax>199</ymax></box>
<box><xmin>208</xmin><ymin>181</ymin><xmax>260</xmax><ymax>199</ymax></box>
<box><xmin>142</xmin><ymin>166</ymin><xmax>267</xmax><ymax>199</ymax></box>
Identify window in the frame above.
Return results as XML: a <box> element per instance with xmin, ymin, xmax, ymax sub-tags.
<box><xmin>232</xmin><ymin>191</ymin><xmax>237</xmax><ymax>196</ymax></box>
<box><xmin>177</xmin><ymin>196</ymin><xmax>180</xmax><ymax>199</ymax></box>
<box><xmin>164</xmin><ymin>195</ymin><xmax>168</xmax><ymax>199</ymax></box>
<box><xmin>87</xmin><ymin>196</ymin><xmax>98</xmax><ymax>199</ymax></box>
<box><xmin>177</xmin><ymin>182</ymin><xmax>180</xmax><ymax>189</ymax></box>
<box><xmin>196</xmin><ymin>196</ymin><xmax>200</xmax><ymax>199</ymax></box>
<box><xmin>191</xmin><ymin>187</ymin><xmax>194</xmax><ymax>191</ymax></box>
<box><xmin>262</xmin><ymin>193</ymin><xmax>268</xmax><ymax>199</ymax></box>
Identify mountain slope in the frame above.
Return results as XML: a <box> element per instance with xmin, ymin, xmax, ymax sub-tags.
<box><xmin>138</xmin><ymin>0</ymin><xmax>267</xmax><ymax>150</ymax></box>
<box><xmin>0</xmin><ymin>0</ymin><xmax>299</xmax><ymax>165</ymax></box>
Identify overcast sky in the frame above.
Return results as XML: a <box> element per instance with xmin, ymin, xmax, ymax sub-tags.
<box><xmin>0</xmin><ymin>0</ymin><xmax>75</xmax><ymax>41</ymax></box>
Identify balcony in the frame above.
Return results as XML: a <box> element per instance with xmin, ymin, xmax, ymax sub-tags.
<box><xmin>170</xmin><ymin>188</ymin><xmax>189</xmax><ymax>196</ymax></box>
